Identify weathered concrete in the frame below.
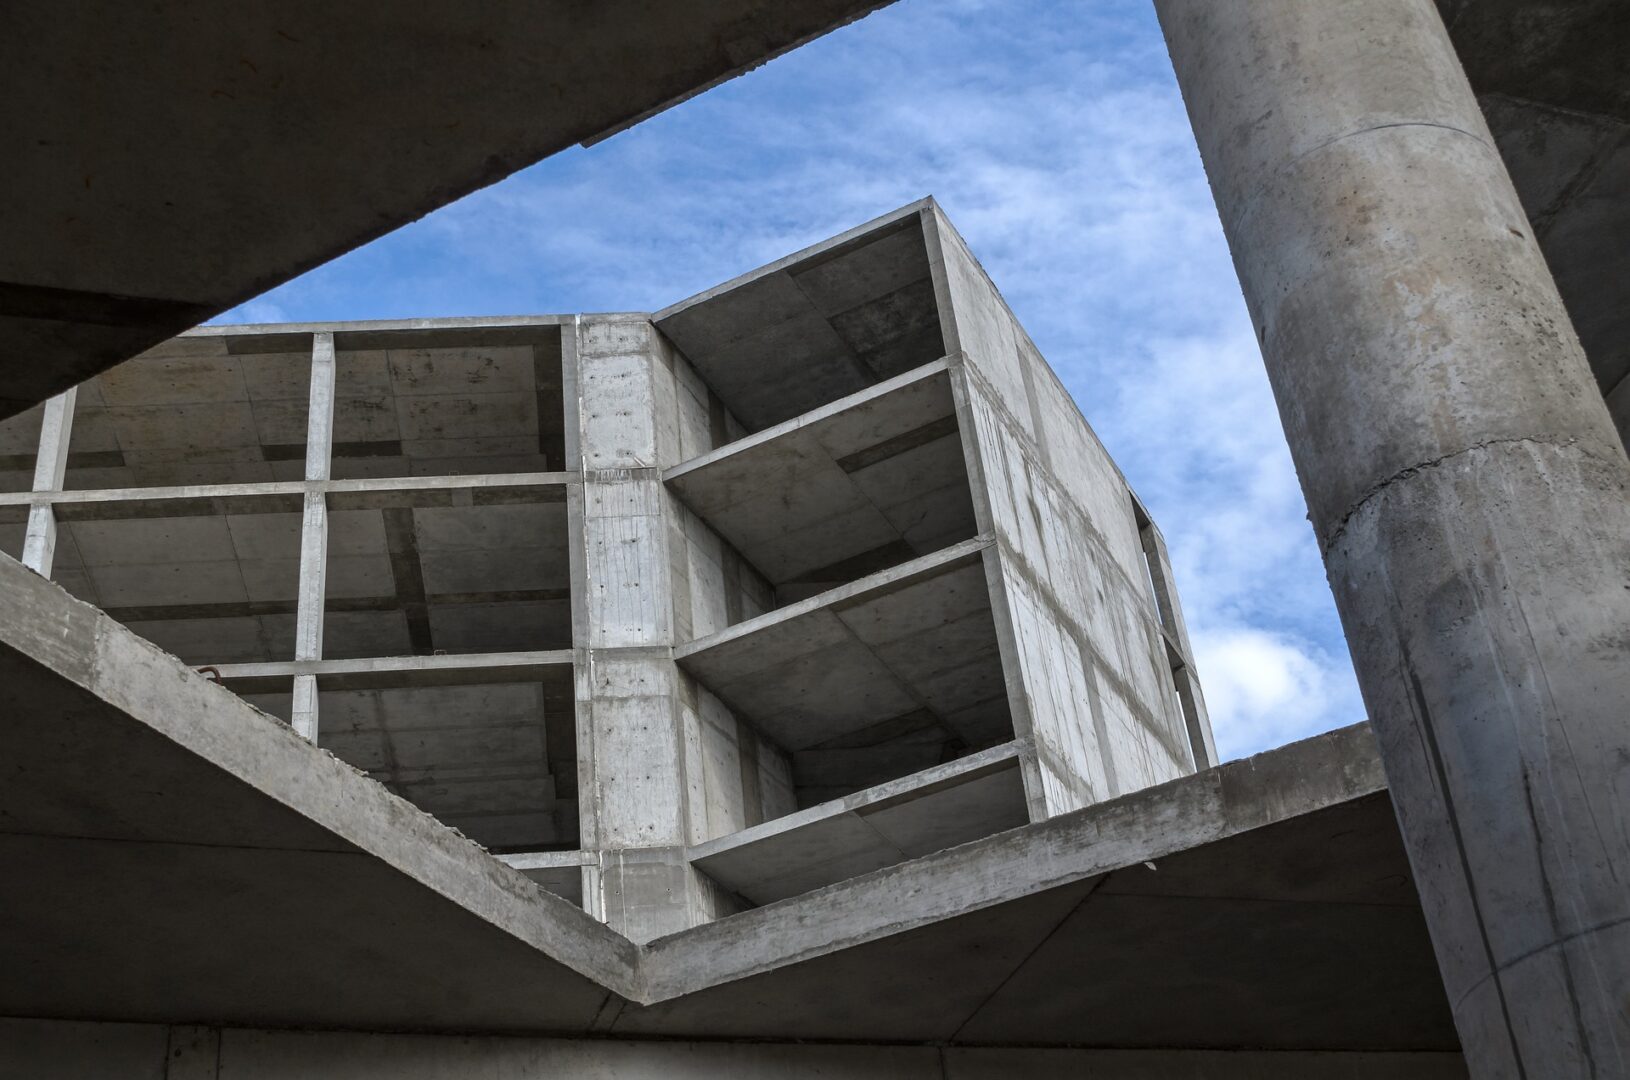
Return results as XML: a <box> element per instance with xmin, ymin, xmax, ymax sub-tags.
<box><xmin>0</xmin><ymin>561</ymin><xmax>1453</xmax><ymax>1050</ymax></box>
<box><xmin>1154</xmin><ymin>1</ymin><xmax>1630</xmax><ymax>1073</ymax></box>
<box><xmin>0</xmin><ymin>1</ymin><xmax>892</xmax><ymax>415</ymax></box>
<box><xmin>0</xmin><ymin>550</ymin><xmax>639</xmax><ymax>1029</ymax></box>
<box><xmin>690</xmin><ymin>741</ymin><xmax>1026</xmax><ymax>905</ymax></box>
<box><xmin>0</xmin><ymin>208</ymin><xmax>1214</xmax><ymax>947</ymax></box>
<box><xmin>926</xmin><ymin>208</ymin><xmax>1202</xmax><ymax>818</ymax></box>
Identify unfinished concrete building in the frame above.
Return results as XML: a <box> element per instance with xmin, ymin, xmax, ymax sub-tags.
<box><xmin>0</xmin><ymin>201</ymin><xmax>1213</xmax><ymax>938</ymax></box>
<box><xmin>6</xmin><ymin>1</ymin><xmax>1630</xmax><ymax>1076</ymax></box>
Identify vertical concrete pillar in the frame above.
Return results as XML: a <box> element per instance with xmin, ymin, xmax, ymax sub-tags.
<box><xmin>20</xmin><ymin>388</ymin><xmax>76</xmax><ymax>576</ymax></box>
<box><xmin>572</xmin><ymin>315</ymin><xmax>730</xmax><ymax>942</ymax></box>
<box><xmin>1153</xmin><ymin>1</ymin><xmax>1630</xmax><ymax>1074</ymax></box>
<box><xmin>291</xmin><ymin>332</ymin><xmax>336</xmax><ymax>741</ymax></box>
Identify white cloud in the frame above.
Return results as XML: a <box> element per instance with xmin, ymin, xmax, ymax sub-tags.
<box><xmin>1193</xmin><ymin>627</ymin><xmax>1365</xmax><ymax>763</ymax></box>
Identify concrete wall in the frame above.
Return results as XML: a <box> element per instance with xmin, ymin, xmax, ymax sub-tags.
<box><xmin>927</xmin><ymin>209</ymin><xmax>1205</xmax><ymax>818</ymax></box>
<box><xmin>0</xmin><ymin>1017</ymin><xmax>1469</xmax><ymax>1079</ymax></box>
<box><xmin>573</xmin><ymin>315</ymin><xmax>793</xmax><ymax>936</ymax></box>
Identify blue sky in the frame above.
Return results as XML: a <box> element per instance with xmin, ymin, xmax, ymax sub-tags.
<box><xmin>215</xmin><ymin>0</ymin><xmax>1365</xmax><ymax>760</ymax></box>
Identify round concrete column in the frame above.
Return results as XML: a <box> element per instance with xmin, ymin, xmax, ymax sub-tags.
<box><xmin>1153</xmin><ymin>1</ymin><xmax>1630</xmax><ymax>1074</ymax></box>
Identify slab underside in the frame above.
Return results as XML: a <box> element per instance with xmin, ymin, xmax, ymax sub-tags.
<box><xmin>664</xmin><ymin>361</ymin><xmax>975</xmax><ymax>597</ymax></box>
<box><xmin>655</xmin><ymin>209</ymin><xmax>945</xmax><ymax>432</ymax></box>
<box><xmin>690</xmin><ymin>743</ymin><xmax>1028</xmax><ymax>905</ymax></box>
<box><xmin>675</xmin><ymin>542</ymin><xmax>1011</xmax><ymax>797</ymax></box>
<box><xmin>0</xmin><ymin>555</ymin><xmax>1454</xmax><ymax>1049</ymax></box>
<box><xmin>0</xmin><ymin>0</ymin><xmax>891</xmax><ymax>414</ymax></box>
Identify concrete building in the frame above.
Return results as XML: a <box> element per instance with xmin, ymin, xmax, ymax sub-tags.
<box><xmin>0</xmin><ymin>201</ymin><xmax>1213</xmax><ymax>939</ymax></box>
<box><xmin>3</xmin><ymin>2</ymin><xmax>1628</xmax><ymax>1077</ymax></box>
<box><xmin>0</xmin><ymin>204</ymin><xmax>1466</xmax><ymax>1077</ymax></box>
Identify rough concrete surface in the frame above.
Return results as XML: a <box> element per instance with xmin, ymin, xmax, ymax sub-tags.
<box><xmin>1156</xmin><ymin>0</ymin><xmax>1630</xmax><ymax>1073</ymax></box>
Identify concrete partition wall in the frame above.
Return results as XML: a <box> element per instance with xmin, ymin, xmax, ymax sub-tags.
<box><xmin>925</xmin><ymin>209</ymin><xmax>1208</xmax><ymax>819</ymax></box>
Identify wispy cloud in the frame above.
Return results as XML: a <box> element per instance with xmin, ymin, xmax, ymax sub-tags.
<box><xmin>212</xmin><ymin>0</ymin><xmax>1365</xmax><ymax>758</ymax></box>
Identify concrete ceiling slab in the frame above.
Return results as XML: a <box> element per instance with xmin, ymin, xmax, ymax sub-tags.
<box><xmin>664</xmin><ymin>360</ymin><xmax>975</xmax><ymax>595</ymax></box>
<box><xmin>674</xmin><ymin>539</ymin><xmax>1008</xmax><ymax>757</ymax></box>
<box><xmin>690</xmin><ymin>743</ymin><xmax>1028</xmax><ymax>906</ymax></box>
<box><xmin>655</xmin><ymin>207</ymin><xmax>944</xmax><ymax>431</ymax></box>
<box><xmin>0</xmin><ymin>1</ymin><xmax>892</xmax><ymax>417</ymax></box>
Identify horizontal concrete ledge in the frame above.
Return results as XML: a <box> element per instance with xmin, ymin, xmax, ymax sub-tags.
<box><xmin>639</xmin><ymin>722</ymin><xmax>1389</xmax><ymax>1002</ymax></box>
<box><xmin>677</xmin><ymin>536</ymin><xmax>989</xmax><ymax>659</ymax></box>
<box><xmin>187</xmin><ymin>314</ymin><xmax>577</xmax><ymax>352</ymax></box>
<box><xmin>499</xmin><ymin>850</ymin><xmax>600</xmax><ymax>871</ymax></box>
<box><xmin>690</xmin><ymin>741</ymin><xmax>1028</xmax><ymax>906</ymax></box>
<box><xmin>500</xmin><ymin>850</ymin><xmax>597</xmax><ymax>905</ymax></box>
<box><xmin>210</xmin><ymin>650</ymin><xmax>575</xmax><ymax>694</ymax></box>
<box><xmin>663</xmin><ymin>358</ymin><xmax>950</xmax><ymax>483</ymax></box>
<box><xmin>653</xmin><ymin>199</ymin><xmax>936</xmax><ymax>323</ymax></box>
<box><xmin>0</xmin><ymin>472</ymin><xmax>575</xmax><ymax>520</ymax></box>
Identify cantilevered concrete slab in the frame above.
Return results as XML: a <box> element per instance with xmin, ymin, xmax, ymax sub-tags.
<box><xmin>690</xmin><ymin>743</ymin><xmax>1027</xmax><ymax>905</ymax></box>
<box><xmin>0</xmin><ymin>2</ymin><xmax>891</xmax><ymax>416</ymax></box>
<box><xmin>0</xmin><ymin>554</ymin><xmax>1454</xmax><ymax>1052</ymax></box>
<box><xmin>664</xmin><ymin>360</ymin><xmax>976</xmax><ymax>598</ymax></box>
<box><xmin>0</xmin><ymin>551</ymin><xmax>635</xmax><ymax>1031</ymax></box>
<box><xmin>628</xmin><ymin>723</ymin><xmax>1454</xmax><ymax>1051</ymax></box>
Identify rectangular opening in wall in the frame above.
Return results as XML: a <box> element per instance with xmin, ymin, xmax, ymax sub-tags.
<box><xmin>316</xmin><ymin>667</ymin><xmax>579</xmax><ymax>853</ymax></box>
<box><xmin>63</xmin><ymin>335</ymin><xmax>314</xmax><ymax>490</ymax></box>
<box><xmin>680</xmin><ymin>540</ymin><xmax>1021</xmax><ymax>810</ymax></box>
<box><xmin>329</xmin><ymin>325</ymin><xmax>567</xmax><ymax>480</ymax></box>
<box><xmin>666</xmin><ymin>362</ymin><xmax>978</xmax><ymax>625</ymax></box>
<box><xmin>654</xmin><ymin>208</ymin><xmax>946</xmax><ymax>437</ymax></box>
<box><xmin>48</xmin><ymin>500</ymin><xmax>304</xmax><ymax>666</ymax></box>
<box><xmin>678</xmin><ymin>544</ymin><xmax>1028</xmax><ymax>906</ymax></box>
<box><xmin>320</xmin><ymin>489</ymin><xmax>572</xmax><ymax>660</ymax></box>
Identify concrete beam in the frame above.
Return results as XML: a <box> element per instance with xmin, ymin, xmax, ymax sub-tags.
<box><xmin>1155</xmin><ymin>0</ymin><xmax>1630</xmax><ymax>1071</ymax></box>
<box><xmin>211</xmin><ymin>650</ymin><xmax>575</xmax><ymax>695</ymax></box>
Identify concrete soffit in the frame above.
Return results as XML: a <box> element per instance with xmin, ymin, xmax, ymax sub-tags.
<box><xmin>0</xmin><ymin>543</ymin><xmax>1387</xmax><ymax>1012</ymax></box>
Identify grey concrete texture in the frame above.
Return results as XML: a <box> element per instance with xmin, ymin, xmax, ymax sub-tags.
<box><xmin>0</xmin><ymin>558</ymin><xmax>1453</xmax><ymax>1051</ymax></box>
<box><xmin>0</xmin><ymin>1</ymin><xmax>893</xmax><ymax>415</ymax></box>
<box><xmin>1155</xmin><ymin>0</ymin><xmax>1630</xmax><ymax>1073</ymax></box>
<box><xmin>0</xmin><ymin>1018</ymin><xmax>1471</xmax><ymax>1080</ymax></box>
<box><xmin>0</xmin><ymin>207</ymin><xmax>1217</xmax><ymax>965</ymax></box>
<box><xmin>656</xmin><ymin>212</ymin><xmax>944</xmax><ymax>431</ymax></box>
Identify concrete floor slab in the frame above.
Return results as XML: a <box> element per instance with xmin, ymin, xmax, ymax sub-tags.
<box><xmin>655</xmin><ymin>206</ymin><xmax>944</xmax><ymax>432</ymax></box>
<box><xmin>665</xmin><ymin>360</ymin><xmax>975</xmax><ymax>595</ymax></box>
<box><xmin>675</xmin><ymin>539</ymin><xmax>1008</xmax><ymax>767</ymax></box>
<box><xmin>0</xmin><ymin>563</ymin><xmax>1454</xmax><ymax>1050</ymax></box>
<box><xmin>690</xmin><ymin>743</ymin><xmax>1028</xmax><ymax>905</ymax></box>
